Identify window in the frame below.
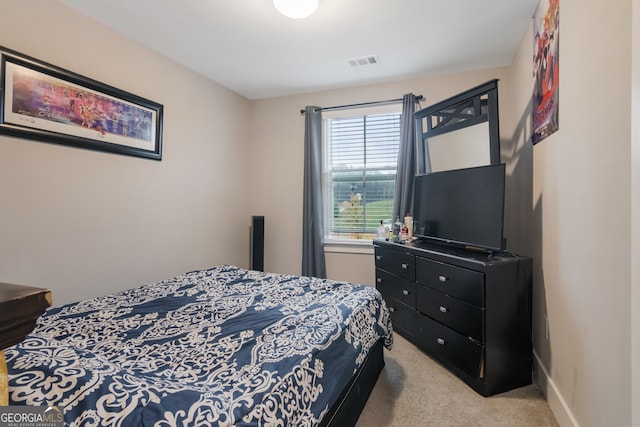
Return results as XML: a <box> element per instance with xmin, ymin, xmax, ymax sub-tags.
<box><xmin>323</xmin><ymin>111</ymin><xmax>401</xmax><ymax>242</ymax></box>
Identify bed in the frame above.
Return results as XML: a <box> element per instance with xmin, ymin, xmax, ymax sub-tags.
<box><xmin>5</xmin><ymin>265</ymin><xmax>393</xmax><ymax>426</ymax></box>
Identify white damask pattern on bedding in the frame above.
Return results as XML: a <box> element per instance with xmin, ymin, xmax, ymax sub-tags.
<box><xmin>7</xmin><ymin>265</ymin><xmax>392</xmax><ymax>426</ymax></box>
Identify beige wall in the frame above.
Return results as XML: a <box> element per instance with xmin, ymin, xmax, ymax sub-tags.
<box><xmin>251</xmin><ymin>2</ymin><xmax>636</xmax><ymax>426</ymax></box>
<box><xmin>520</xmin><ymin>1</ymin><xmax>632</xmax><ymax>426</ymax></box>
<box><xmin>249</xmin><ymin>68</ymin><xmax>519</xmax><ymax>285</ymax></box>
<box><xmin>1</xmin><ymin>1</ymin><xmax>637</xmax><ymax>426</ymax></box>
<box><xmin>632</xmin><ymin>2</ymin><xmax>640</xmax><ymax>426</ymax></box>
<box><xmin>0</xmin><ymin>1</ymin><xmax>253</xmax><ymax>306</ymax></box>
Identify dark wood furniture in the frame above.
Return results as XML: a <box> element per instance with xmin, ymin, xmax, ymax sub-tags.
<box><xmin>414</xmin><ymin>79</ymin><xmax>501</xmax><ymax>174</ymax></box>
<box><xmin>374</xmin><ymin>239</ymin><xmax>532</xmax><ymax>396</ymax></box>
<box><xmin>321</xmin><ymin>339</ymin><xmax>384</xmax><ymax>427</ymax></box>
<box><xmin>0</xmin><ymin>283</ymin><xmax>51</xmax><ymax>405</ymax></box>
<box><xmin>0</xmin><ymin>283</ymin><xmax>51</xmax><ymax>350</ymax></box>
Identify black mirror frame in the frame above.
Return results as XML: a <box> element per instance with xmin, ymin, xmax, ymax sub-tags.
<box><xmin>414</xmin><ymin>79</ymin><xmax>500</xmax><ymax>174</ymax></box>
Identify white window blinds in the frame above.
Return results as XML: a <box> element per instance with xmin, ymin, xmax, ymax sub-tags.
<box><xmin>324</xmin><ymin>112</ymin><xmax>401</xmax><ymax>240</ymax></box>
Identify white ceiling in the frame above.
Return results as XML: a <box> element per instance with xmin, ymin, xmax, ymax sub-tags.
<box><xmin>60</xmin><ymin>0</ymin><xmax>539</xmax><ymax>100</ymax></box>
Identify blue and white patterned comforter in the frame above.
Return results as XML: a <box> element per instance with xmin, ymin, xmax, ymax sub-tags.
<box><xmin>6</xmin><ymin>265</ymin><xmax>393</xmax><ymax>426</ymax></box>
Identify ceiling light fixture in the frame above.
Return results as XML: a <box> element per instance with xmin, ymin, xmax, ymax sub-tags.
<box><xmin>273</xmin><ymin>0</ymin><xmax>318</xmax><ymax>19</ymax></box>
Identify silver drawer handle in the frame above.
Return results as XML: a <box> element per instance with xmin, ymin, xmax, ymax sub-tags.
<box><xmin>439</xmin><ymin>306</ymin><xmax>448</xmax><ymax>313</ymax></box>
<box><xmin>438</xmin><ymin>275</ymin><xmax>448</xmax><ymax>282</ymax></box>
<box><xmin>389</xmin><ymin>307</ymin><xmax>396</xmax><ymax>313</ymax></box>
<box><xmin>377</xmin><ymin>278</ymin><xmax>382</xmax><ymax>283</ymax></box>
<box><xmin>437</xmin><ymin>338</ymin><xmax>446</xmax><ymax>346</ymax></box>
<box><xmin>376</xmin><ymin>255</ymin><xmax>383</xmax><ymax>261</ymax></box>
<box><xmin>402</xmin><ymin>289</ymin><xmax>410</xmax><ymax>296</ymax></box>
<box><xmin>401</xmin><ymin>263</ymin><xmax>409</xmax><ymax>269</ymax></box>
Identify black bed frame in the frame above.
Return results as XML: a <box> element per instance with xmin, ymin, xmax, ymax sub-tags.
<box><xmin>322</xmin><ymin>339</ymin><xmax>385</xmax><ymax>427</ymax></box>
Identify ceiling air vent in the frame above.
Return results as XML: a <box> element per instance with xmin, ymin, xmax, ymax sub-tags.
<box><xmin>348</xmin><ymin>55</ymin><xmax>380</xmax><ymax>67</ymax></box>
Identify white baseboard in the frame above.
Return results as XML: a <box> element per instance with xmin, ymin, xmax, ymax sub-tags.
<box><xmin>533</xmin><ymin>349</ymin><xmax>580</xmax><ymax>427</ymax></box>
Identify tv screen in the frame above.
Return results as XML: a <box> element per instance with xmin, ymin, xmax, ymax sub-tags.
<box><xmin>413</xmin><ymin>163</ymin><xmax>506</xmax><ymax>252</ymax></box>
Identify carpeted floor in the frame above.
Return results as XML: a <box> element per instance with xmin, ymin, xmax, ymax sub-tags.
<box><xmin>356</xmin><ymin>335</ymin><xmax>559</xmax><ymax>427</ymax></box>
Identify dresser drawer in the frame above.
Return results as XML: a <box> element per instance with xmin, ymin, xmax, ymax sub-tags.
<box><xmin>417</xmin><ymin>314</ymin><xmax>484</xmax><ymax>379</ymax></box>
<box><xmin>416</xmin><ymin>284</ymin><xmax>483</xmax><ymax>342</ymax></box>
<box><xmin>385</xmin><ymin>296</ymin><xmax>418</xmax><ymax>338</ymax></box>
<box><xmin>376</xmin><ymin>269</ymin><xmax>416</xmax><ymax>308</ymax></box>
<box><xmin>374</xmin><ymin>245</ymin><xmax>415</xmax><ymax>281</ymax></box>
<box><xmin>415</xmin><ymin>256</ymin><xmax>484</xmax><ymax>307</ymax></box>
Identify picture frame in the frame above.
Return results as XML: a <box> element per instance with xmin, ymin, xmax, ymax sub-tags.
<box><xmin>531</xmin><ymin>0</ymin><xmax>559</xmax><ymax>145</ymax></box>
<box><xmin>0</xmin><ymin>46</ymin><xmax>163</xmax><ymax>160</ymax></box>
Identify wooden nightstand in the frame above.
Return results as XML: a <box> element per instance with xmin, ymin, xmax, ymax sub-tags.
<box><xmin>0</xmin><ymin>283</ymin><xmax>51</xmax><ymax>405</ymax></box>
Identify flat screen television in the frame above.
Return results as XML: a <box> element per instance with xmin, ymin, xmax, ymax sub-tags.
<box><xmin>413</xmin><ymin>163</ymin><xmax>506</xmax><ymax>252</ymax></box>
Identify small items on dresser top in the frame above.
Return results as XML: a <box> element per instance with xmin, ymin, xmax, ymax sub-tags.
<box><xmin>387</xmin><ymin>215</ymin><xmax>415</xmax><ymax>243</ymax></box>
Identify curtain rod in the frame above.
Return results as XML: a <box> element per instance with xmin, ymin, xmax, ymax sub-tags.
<box><xmin>299</xmin><ymin>94</ymin><xmax>423</xmax><ymax>115</ymax></box>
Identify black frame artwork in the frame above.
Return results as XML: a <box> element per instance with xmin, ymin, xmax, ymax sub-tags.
<box><xmin>0</xmin><ymin>46</ymin><xmax>163</xmax><ymax>160</ymax></box>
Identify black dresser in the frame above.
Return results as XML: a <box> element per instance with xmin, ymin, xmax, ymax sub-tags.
<box><xmin>374</xmin><ymin>238</ymin><xmax>532</xmax><ymax>396</ymax></box>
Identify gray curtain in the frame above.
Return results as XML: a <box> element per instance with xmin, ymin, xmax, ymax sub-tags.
<box><xmin>392</xmin><ymin>93</ymin><xmax>420</xmax><ymax>221</ymax></box>
<box><xmin>302</xmin><ymin>106</ymin><xmax>326</xmax><ymax>278</ymax></box>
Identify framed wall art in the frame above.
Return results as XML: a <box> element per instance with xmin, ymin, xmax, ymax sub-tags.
<box><xmin>0</xmin><ymin>46</ymin><xmax>163</xmax><ymax>160</ymax></box>
<box><xmin>532</xmin><ymin>0</ymin><xmax>559</xmax><ymax>145</ymax></box>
